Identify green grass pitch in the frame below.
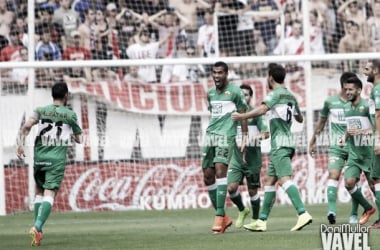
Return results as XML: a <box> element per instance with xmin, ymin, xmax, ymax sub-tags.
<box><xmin>0</xmin><ymin>204</ymin><xmax>379</xmax><ymax>250</ymax></box>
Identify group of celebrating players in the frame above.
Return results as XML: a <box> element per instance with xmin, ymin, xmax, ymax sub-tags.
<box><xmin>202</xmin><ymin>60</ymin><xmax>380</xmax><ymax>234</ymax></box>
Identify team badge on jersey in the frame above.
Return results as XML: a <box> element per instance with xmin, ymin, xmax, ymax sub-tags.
<box><xmin>359</xmin><ymin>106</ymin><xmax>364</xmax><ymax>113</ymax></box>
<box><xmin>224</xmin><ymin>91</ymin><xmax>230</xmax><ymax>96</ymax></box>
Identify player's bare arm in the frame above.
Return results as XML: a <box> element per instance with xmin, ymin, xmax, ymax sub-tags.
<box><xmin>16</xmin><ymin>117</ymin><xmax>38</xmax><ymax>160</ymax></box>
<box><xmin>294</xmin><ymin>113</ymin><xmax>303</xmax><ymax>123</ymax></box>
<box><xmin>231</xmin><ymin>103</ymin><xmax>269</xmax><ymax>121</ymax></box>
<box><xmin>309</xmin><ymin>117</ymin><xmax>327</xmax><ymax>157</ymax></box>
<box><xmin>374</xmin><ymin>109</ymin><xmax>380</xmax><ymax>155</ymax></box>
<box><xmin>238</xmin><ymin>109</ymin><xmax>248</xmax><ymax>160</ymax></box>
<box><xmin>73</xmin><ymin>133</ymin><xmax>83</xmax><ymax>144</ymax></box>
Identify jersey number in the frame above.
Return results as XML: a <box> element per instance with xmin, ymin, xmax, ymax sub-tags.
<box><xmin>38</xmin><ymin>119</ymin><xmax>63</xmax><ymax>140</ymax></box>
<box><xmin>286</xmin><ymin>103</ymin><xmax>293</xmax><ymax>123</ymax></box>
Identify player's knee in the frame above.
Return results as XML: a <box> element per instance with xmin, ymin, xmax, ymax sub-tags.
<box><xmin>328</xmin><ymin>171</ymin><xmax>340</xmax><ymax>180</ymax></box>
<box><xmin>344</xmin><ymin>179</ymin><xmax>357</xmax><ymax>190</ymax></box>
<box><xmin>248</xmin><ymin>188</ymin><xmax>258</xmax><ymax>197</ymax></box>
<box><xmin>227</xmin><ymin>183</ymin><xmax>238</xmax><ymax>194</ymax></box>
<box><xmin>203</xmin><ymin>176</ymin><xmax>215</xmax><ymax>186</ymax></box>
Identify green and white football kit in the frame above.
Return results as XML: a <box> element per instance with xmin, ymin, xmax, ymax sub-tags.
<box><xmin>320</xmin><ymin>95</ymin><xmax>349</xmax><ymax>170</ymax></box>
<box><xmin>32</xmin><ymin>104</ymin><xmax>82</xmax><ymax>191</ymax></box>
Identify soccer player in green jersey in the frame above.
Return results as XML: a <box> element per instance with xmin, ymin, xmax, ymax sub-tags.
<box><xmin>16</xmin><ymin>82</ymin><xmax>82</xmax><ymax>246</ymax></box>
<box><xmin>364</xmin><ymin>59</ymin><xmax>380</xmax><ymax>229</ymax></box>
<box><xmin>231</xmin><ymin>63</ymin><xmax>312</xmax><ymax>231</ymax></box>
<box><xmin>202</xmin><ymin>61</ymin><xmax>248</xmax><ymax>234</ymax></box>
<box><xmin>308</xmin><ymin>72</ymin><xmax>360</xmax><ymax>224</ymax></box>
<box><xmin>227</xmin><ymin>84</ymin><xmax>269</xmax><ymax>230</ymax></box>
<box><xmin>340</xmin><ymin>76</ymin><xmax>376</xmax><ymax>226</ymax></box>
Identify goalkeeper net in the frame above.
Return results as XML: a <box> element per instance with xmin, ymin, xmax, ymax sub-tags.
<box><xmin>0</xmin><ymin>0</ymin><xmax>376</xmax><ymax>214</ymax></box>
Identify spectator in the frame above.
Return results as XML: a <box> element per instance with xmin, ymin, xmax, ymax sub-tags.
<box><xmin>367</xmin><ymin>2</ymin><xmax>380</xmax><ymax>52</ymax></box>
<box><xmin>93</xmin><ymin>9</ymin><xmax>111</xmax><ymax>47</ymax></box>
<box><xmin>52</xmin><ymin>0</ymin><xmax>80</xmax><ymax>49</ymax></box>
<box><xmin>171</xmin><ymin>44</ymin><xmax>205</xmax><ymax>83</ymax></box>
<box><xmin>91</xmin><ymin>34</ymin><xmax>116</xmax><ymax>61</ymax></box>
<box><xmin>115</xmin><ymin>9</ymin><xmax>136</xmax><ymax>59</ymax></box>
<box><xmin>0</xmin><ymin>29</ymin><xmax>23</xmax><ymax>61</ymax></box>
<box><xmin>276</xmin><ymin>9</ymin><xmax>294</xmax><ymax>44</ymax></box>
<box><xmin>77</xmin><ymin>8</ymin><xmax>95</xmax><ymax>50</ymax></box>
<box><xmin>197</xmin><ymin>9</ymin><xmax>215</xmax><ymax>58</ymax></box>
<box><xmin>126</xmin><ymin>29</ymin><xmax>169</xmax><ymax>83</ymax></box>
<box><xmin>338</xmin><ymin>0</ymin><xmax>366</xmax><ymax>36</ymax></box>
<box><xmin>338</xmin><ymin>20</ymin><xmax>368</xmax><ymax>71</ymax></box>
<box><xmin>13</xmin><ymin>13</ymin><xmax>28</xmax><ymax>47</ymax></box>
<box><xmin>309</xmin><ymin>9</ymin><xmax>325</xmax><ymax>55</ymax></box>
<box><xmin>72</xmin><ymin>0</ymin><xmax>102</xmax><ymax>23</ymax></box>
<box><xmin>309</xmin><ymin>0</ymin><xmax>335</xmax><ymax>53</ymax></box>
<box><xmin>35</xmin><ymin>28</ymin><xmax>62</xmax><ymax>61</ymax></box>
<box><xmin>169</xmin><ymin>0</ymin><xmax>211</xmax><ymax>44</ymax></box>
<box><xmin>274</xmin><ymin>20</ymin><xmax>303</xmax><ymax>55</ymax></box>
<box><xmin>105</xmin><ymin>2</ymin><xmax>118</xmax><ymax>29</ymax></box>
<box><xmin>214</xmin><ymin>0</ymin><xmax>241</xmax><ymax>56</ymax></box>
<box><xmin>0</xmin><ymin>0</ymin><xmax>15</xmax><ymax>38</ymax></box>
<box><xmin>0</xmin><ymin>46</ymin><xmax>28</xmax><ymax>86</ymax></box>
<box><xmin>62</xmin><ymin>30</ymin><xmax>91</xmax><ymax>81</ymax></box>
<box><xmin>273</xmin><ymin>20</ymin><xmax>304</xmax><ymax>71</ymax></box>
<box><xmin>161</xmin><ymin>34</ymin><xmax>188</xmax><ymax>83</ymax></box>
<box><xmin>250</xmin><ymin>0</ymin><xmax>280</xmax><ymax>54</ymax></box>
<box><xmin>123</xmin><ymin>66</ymin><xmax>145</xmax><ymax>84</ymax></box>
<box><xmin>148</xmin><ymin>8</ymin><xmax>190</xmax><ymax>58</ymax></box>
<box><xmin>35</xmin><ymin>6</ymin><xmax>66</xmax><ymax>54</ymax></box>
<box><xmin>283</xmin><ymin>0</ymin><xmax>302</xmax><ymax>22</ymax></box>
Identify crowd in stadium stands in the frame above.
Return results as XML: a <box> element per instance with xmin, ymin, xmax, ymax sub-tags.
<box><xmin>1</xmin><ymin>0</ymin><xmax>380</xmax><ymax>88</ymax></box>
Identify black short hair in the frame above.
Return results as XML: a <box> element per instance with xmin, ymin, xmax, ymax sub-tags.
<box><xmin>52</xmin><ymin>82</ymin><xmax>68</xmax><ymax>100</ymax></box>
<box><xmin>213</xmin><ymin>61</ymin><xmax>228</xmax><ymax>73</ymax></box>
<box><xmin>371</xmin><ymin>59</ymin><xmax>380</xmax><ymax>72</ymax></box>
<box><xmin>240</xmin><ymin>84</ymin><xmax>253</xmax><ymax>96</ymax></box>
<box><xmin>268</xmin><ymin>64</ymin><xmax>286</xmax><ymax>83</ymax></box>
<box><xmin>345</xmin><ymin>77</ymin><xmax>362</xmax><ymax>89</ymax></box>
<box><xmin>340</xmin><ymin>72</ymin><xmax>357</xmax><ymax>88</ymax></box>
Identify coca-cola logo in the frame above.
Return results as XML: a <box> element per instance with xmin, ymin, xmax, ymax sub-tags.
<box><xmin>69</xmin><ymin>163</ymin><xmax>209</xmax><ymax>211</ymax></box>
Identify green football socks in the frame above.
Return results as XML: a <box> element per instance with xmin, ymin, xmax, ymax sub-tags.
<box><xmin>259</xmin><ymin>186</ymin><xmax>276</xmax><ymax>220</ymax></box>
<box><xmin>250</xmin><ymin>195</ymin><xmax>261</xmax><ymax>220</ymax></box>
<box><xmin>35</xmin><ymin>199</ymin><xmax>53</xmax><ymax>232</ymax></box>
<box><xmin>215</xmin><ymin>178</ymin><xmax>227</xmax><ymax>216</ymax></box>
<box><xmin>207</xmin><ymin>183</ymin><xmax>217</xmax><ymax>209</ymax></box>
<box><xmin>283</xmin><ymin>181</ymin><xmax>306</xmax><ymax>214</ymax></box>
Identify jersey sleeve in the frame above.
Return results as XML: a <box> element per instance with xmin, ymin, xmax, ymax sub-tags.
<box><xmin>263</xmin><ymin>91</ymin><xmax>279</xmax><ymax>108</ymax></box>
<box><xmin>319</xmin><ymin>98</ymin><xmax>330</xmax><ymax>118</ymax></box>
<box><xmin>70</xmin><ymin>112</ymin><xmax>82</xmax><ymax>135</ymax></box>
<box><xmin>374</xmin><ymin>88</ymin><xmax>380</xmax><ymax>109</ymax></box>
<box><xmin>31</xmin><ymin>107</ymin><xmax>41</xmax><ymax>121</ymax></box>
<box><xmin>257</xmin><ymin>115</ymin><xmax>269</xmax><ymax>133</ymax></box>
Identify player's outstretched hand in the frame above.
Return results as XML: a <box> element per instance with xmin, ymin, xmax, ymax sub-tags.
<box><xmin>231</xmin><ymin>112</ymin><xmax>242</xmax><ymax>121</ymax></box>
<box><xmin>16</xmin><ymin>145</ymin><xmax>25</xmax><ymax>160</ymax></box>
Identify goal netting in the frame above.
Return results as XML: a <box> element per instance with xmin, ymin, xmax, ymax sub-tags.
<box><xmin>0</xmin><ymin>0</ymin><xmax>376</xmax><ymax>214</ymax></box>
